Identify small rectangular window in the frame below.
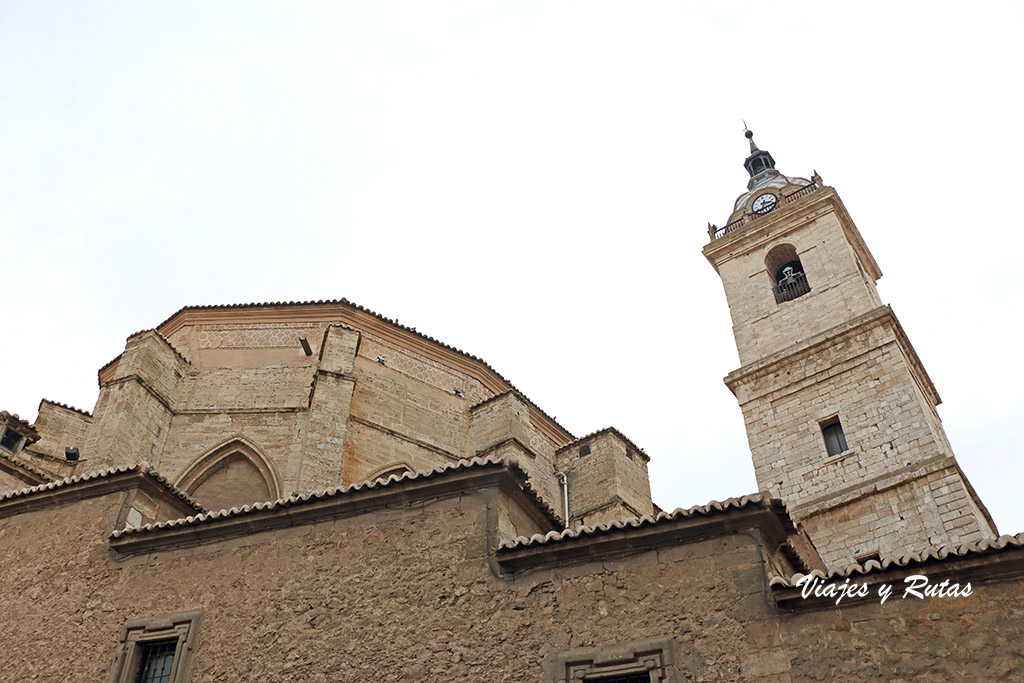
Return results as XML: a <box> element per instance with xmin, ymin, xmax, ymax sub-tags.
<box><xmin>578</xmin><ymin>445</ymin><xmax>591</xmax><ymax>457</ymax></box>
<box><xmin>821</xmin><ymin>417</ymin><xmax>848</xmax><ymax>456</ymax></box>
<box><xmin>111</xmin><ymin>611</ymin><xmax>201</xmax><ymax>683</ymax></box>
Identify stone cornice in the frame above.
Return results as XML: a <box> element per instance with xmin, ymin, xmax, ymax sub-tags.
<box><xmin>724</xmin><ymin>305</ymin><xmax>940</xmax><ymax>408</ymax></box>
<box><xmin>703</xmin><ymin>187</ymin><xmax>882</xmax><ymax>282</ymax></box>
<box><xmin>791</xmin><ymin>454</ymin><xmax>955</xmax><ymax>518</ymax></box>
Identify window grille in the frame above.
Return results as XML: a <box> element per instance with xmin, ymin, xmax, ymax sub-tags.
<box><xmin>135</xmin><ymin>639</ymin><xmax>177</xmax><ymax>683</ymax></box>
<box><xmin>588</xmin><ymin>673</ymin><xmax>651</xmax><ymax>683</ymax></box>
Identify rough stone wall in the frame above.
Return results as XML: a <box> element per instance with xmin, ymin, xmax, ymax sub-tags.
<box><xmin>1</xmin><ymin>484</ymin><xmax>1021</xmax><ymax>682</ymax></box>
<box><xmin>298</xmin><ymin>325</ymin><xmax>358</xmax><ymax>490</ymax></box>
<box><xmin>714</xmin><ymin>199</ymin><xmax>882</xmax><ymax>366</ymax></box>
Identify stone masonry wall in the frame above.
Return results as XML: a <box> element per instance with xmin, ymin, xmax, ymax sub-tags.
<box><xmin>728</xmin><ymin>312</ymin><xmax>991</xmax><ymax>566</ymax></box>
<box><xmin>801</xmin><ymin>467</ymin><xmax>991</xmax><ymax>568</ymax></box>
<box><xmin>467</xmin><ymin>393</ymin><xmax>563</xmax><ymax>513</ymax></box>
<box><xmin>559</xmin><ymin>432</ymin><xmax>654</xmax><ymax>527</ymax></box>
<box><xmin>0</xmin><ymin>483</ymin><xmax>1021</xmax><ymax>682</ymax></box>
<box><xmin>715</xmin><ymin>199</ymin><xmax>883</xmax><ymax>366</ymax></box>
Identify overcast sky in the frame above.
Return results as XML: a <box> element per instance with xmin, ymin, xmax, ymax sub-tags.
<box><xmin>3</xmin><ymin>2</ymin><xmax>1022</xmax><ymax>536</ymax></box>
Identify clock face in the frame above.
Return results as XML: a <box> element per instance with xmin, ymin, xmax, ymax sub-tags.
<box><xmin>752</xmin><ymin>193</ymin><xmax>778</xmax><ymax>215</ymax></box>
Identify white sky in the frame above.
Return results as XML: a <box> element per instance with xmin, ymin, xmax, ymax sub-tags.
<box><xmin>3</xmin><ymin>2</ymin><xmax>1022</xmax><ymax>535</ymax></box>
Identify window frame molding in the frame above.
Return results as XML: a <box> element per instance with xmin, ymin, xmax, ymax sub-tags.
<box><xmin>108</xmin><ymin>611</ymin><xmax>202</xmax><ymax>683</ymax></box>
<box><xmin>543</xmin><ymin>636</ymin><xmax>678</xmax><ymax>682</ymax></box>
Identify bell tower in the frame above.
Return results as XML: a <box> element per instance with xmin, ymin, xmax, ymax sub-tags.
<box><xmin>703</xmin><ymin>130</ymin><xmax>996</xmax><ymax>569</ymax></box>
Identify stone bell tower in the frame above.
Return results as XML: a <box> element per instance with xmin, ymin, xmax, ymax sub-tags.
<box><xmin>703</xmin><ymin>130</ymin><xmax>996</xmax><ymax>569</ymax></box>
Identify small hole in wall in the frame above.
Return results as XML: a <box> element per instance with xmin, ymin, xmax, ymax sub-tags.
<box><xmin>579</xmin><ymin>445</ymin><xmax>591</xmax><ymax>457</ymax></box>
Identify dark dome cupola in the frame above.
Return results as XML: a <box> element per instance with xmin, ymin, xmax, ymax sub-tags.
<box><xmin>743</xmin><ymin>129</ymin><xmax>779</xmax><ymax>185</ymax></box>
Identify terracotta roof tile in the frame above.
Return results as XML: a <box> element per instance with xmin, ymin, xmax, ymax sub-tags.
<box><xmin>555</xmin><ymin>426</ymin><xmax>650</xmax><ymax>461</ymax></box>
<box><xmin>110</xmin><ymin>455</ymin><xmax>561</xmax><ymax>538</ymax></box>
<box><xmin>1</xmin><ymin>411</ymin><xmax>38</xmax><ymax>438</ymax></box>
<box><xmin>0</xmin><ymin>451</ymin><xmax>56</xmax><ymax>482</ymax></box>
<box><xmin>39</xmin><ymin>399</ymin><xmax>93</xmax><ymax>418</ymax></box>
<box><xmin>498</xmin><ymin>492</ymin><xmax>783</xmax><ymax>550</ymax></box>
<box><xmin>768</xmin><ymin>532</ymin><xmax>1024</xmax><ymax>588</ymax></box>
<box><xmin>0</xmin><ymin>463</ymin><xmax>205</xmax><ymax>512</ymax></box>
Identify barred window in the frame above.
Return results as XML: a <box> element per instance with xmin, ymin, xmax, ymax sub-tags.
<box><xmin>111</xmin><ymin>611</ymin><xmax>202</xmax><ymax>683</ymax></box>
<box><xmin>135</xmin><ymin>639</ymin><xmax>177</xmax><ymax>683</ymax></box>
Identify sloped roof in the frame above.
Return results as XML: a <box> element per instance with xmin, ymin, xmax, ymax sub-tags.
<box><xmin>768</xmin><ymin>532</ymin><xmax>1024</xmax><ymax>589</ymax></box>
<box><xmin>555</xmin><ymin>426</ymin><xmax>650</xmax><ymax>462</ymax></box>
<box><xmin>498</xmin><ymin>492</ymin><xmax>788</xmax><ymax>550</ymax></box>
<box><xmin>0</xmin><ymin>463</ymin><xmax>204</xmax><ymax>512</ymax></box>
<box><xmin>111</xmin><ymin>455</ymin><xmax>561</xmax><ymax>539</ymax></box>
<box><xmin>1</xmin><ymin>411</ymin><xmax>39</xmax><ymax>442</ymax></box>
<box><xmin>0</xmin><ymin>451</ymin><xmax>55</xmax><ymax>484</ymax></box>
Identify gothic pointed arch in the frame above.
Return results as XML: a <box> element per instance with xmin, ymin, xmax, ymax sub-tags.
<box><xmin>364</xmin><ymin>462</ymin><xmax>414</xmax><ymax>483</ymax></box>
<box><xmin>174</xmin><ymin>436</ymin><xmax>283</xmax><ymax>512</ymax></box>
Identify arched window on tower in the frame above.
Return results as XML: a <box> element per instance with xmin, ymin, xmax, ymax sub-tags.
<box><xmin>766</xmin><ymin>244</ymin><xmax>811</xmax><ymax>304</ymax></box>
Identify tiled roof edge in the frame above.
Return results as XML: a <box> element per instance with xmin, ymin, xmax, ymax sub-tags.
<box><xmin>0</xmin><ymin>451</ymin><xmax>56</xmax><ymax>482</ymax></box>
<box><xmin>555</xmin><ymin>426</ymin><xmax>649</xmax><ymax>461</ymax></box>
<box><xmin>39</xmin><ymin>399</ymin><xmax>94</xmax><ymax>418</ymax></box>
<box><xmin>0</xmin><ymin>463</ymin><xmax>205</xmax><ymax>512</ymax></box>
<box><xmin>498</xmin><ymin>492</ymin><xmax>775</xmax><ymax>550</ymax></box>
<box><xmin>1</xmin><ymin>411</ymin><xmax>39</xmax><ymax>437</ymax></box>
<box><xmin>110</xmin><ymin>454</ymin><xmax>561</xmax><ymax>539</ymax></box>
<box><xmin>768</xmin><ymin>532</ymin><xmax>1024</xmax><ymax>588</ymax></box>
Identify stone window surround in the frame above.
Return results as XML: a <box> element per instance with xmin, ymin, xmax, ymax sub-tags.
<box><xmin>108</xmin><ymin>611</ymin><xmax>202</xmax><ymax>683</ymax></box>
<box><xmin>543</xmin><ymin>636</ymin><xmax>678</xmax><ymax>682</ymax></box>
<box><xmin>0</xmin><ymin>426</ymin><xmax>24</xmax><ymax>454</ymax></box>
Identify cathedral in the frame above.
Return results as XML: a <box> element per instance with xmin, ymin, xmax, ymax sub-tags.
<box><xmin>1</xmin><ymin>135</ymin><xmax>1021</xmax><ymax>682</ymax></box>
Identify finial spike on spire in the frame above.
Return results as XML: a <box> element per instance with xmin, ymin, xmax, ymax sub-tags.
<box><xmin>745</xmin><ymin>128</ymin><xmax>759</xmax><ymax>153</ymax></box>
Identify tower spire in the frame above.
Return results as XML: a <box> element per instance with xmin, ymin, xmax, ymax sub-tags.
<box><xmin>745</xmin><ymin>127</ymin><xmax>759</xmax><ymax>153</ymax></box>
<box><xmin>742</xmin><ymin>127</ymin><xmax>778</xmax><ymax>186</ymax></box>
